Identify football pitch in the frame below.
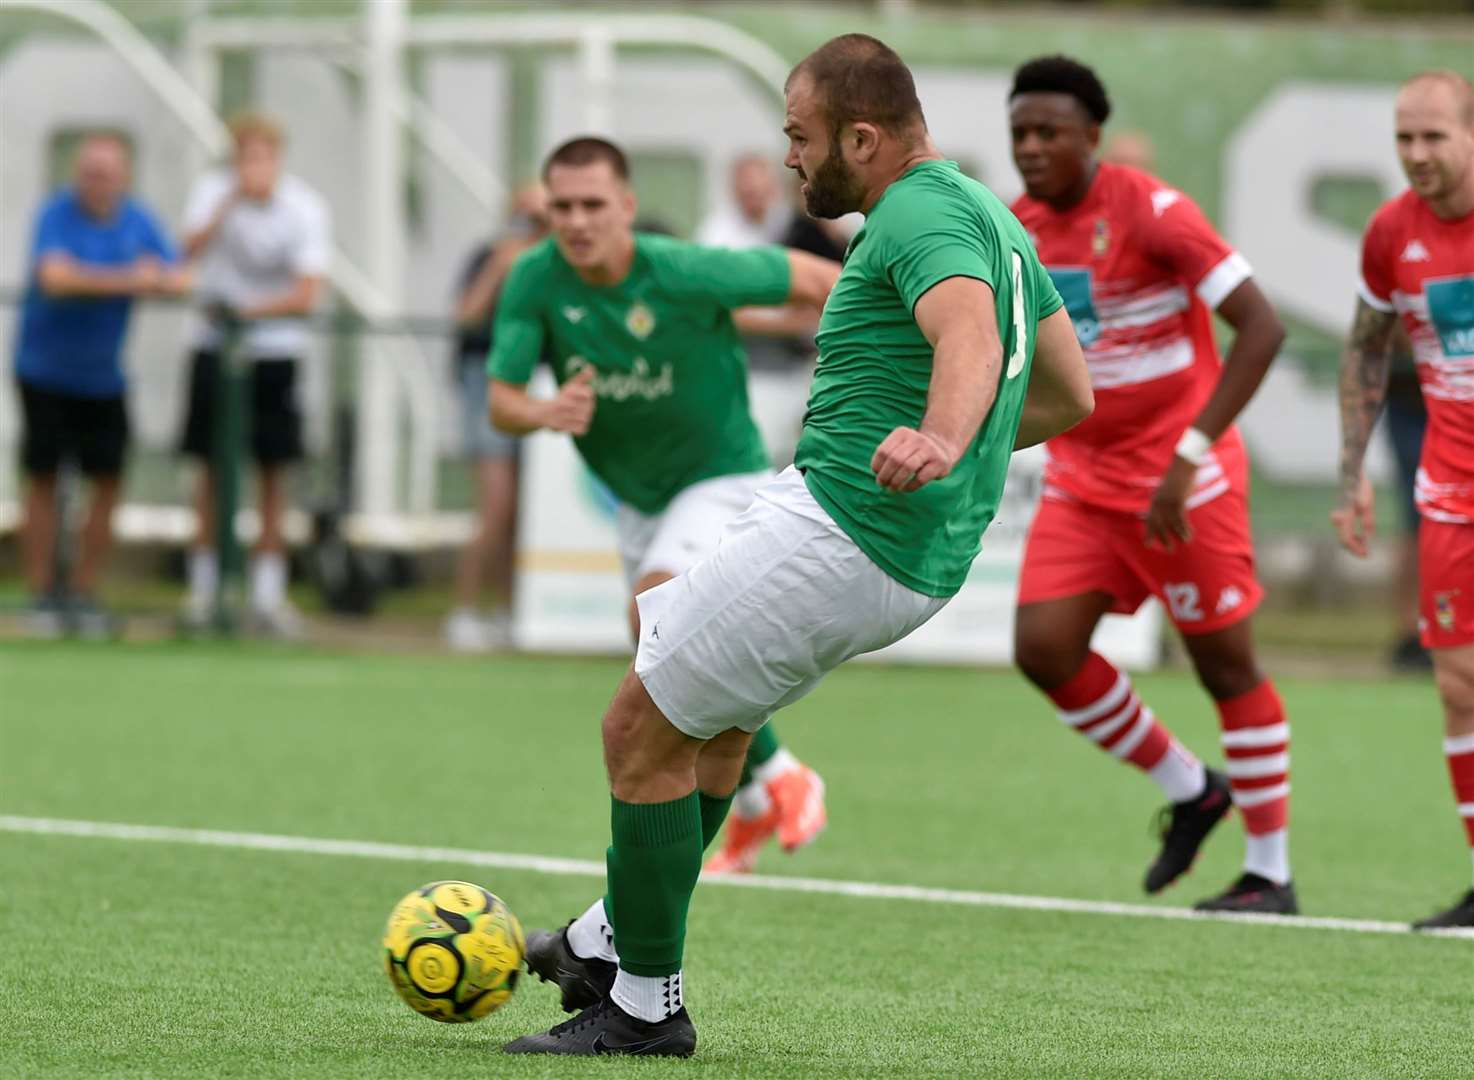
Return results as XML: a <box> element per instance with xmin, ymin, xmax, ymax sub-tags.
<box><xmin>3</xmin><ymin>641</ymin><xmax>1471</xmax><ymax>1078</ymax></box>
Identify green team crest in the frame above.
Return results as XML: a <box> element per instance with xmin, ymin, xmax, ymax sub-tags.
<box><xmin>625</xmin><ymin>302</ymin><xmax>656</xmax><ymax>340</ymax></box>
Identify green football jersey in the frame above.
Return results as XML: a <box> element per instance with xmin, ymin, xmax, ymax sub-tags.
<box><xmin>488</xmin><ymin>233</ymin><xmax>790</xmax><ymax>514</ymax></box>
<box><xmin>794</xmin><ymin>160</ymin><xmax>1063</xmax><ymax>598</ymax></box>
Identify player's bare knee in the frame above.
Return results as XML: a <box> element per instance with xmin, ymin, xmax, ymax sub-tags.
<box><xmin>704</xmin><ymin>728</ymin><xmax>751</xmax><ymax>769</ymax></box>
<box><xmin>601</xmin><ymin>689</ymin><xmax>646</xmax><ymax>776</ymax></box>
<box><xmin>1193</xmin><ymin>656</ymin><xmax>1264</xmax><ymax>703</ymax></box>
<box><xmin>601</xmin><ymin>669</ymin><xmax>695</xmax><ymax>794</ymax></box>
<box><xmin>1433</xmin><ymin>655</ymin><xmax>1474</xmax><ymax>733</ymax></box>
<box><xmin>1014</xmin><ymin>628</ymin><xmax>1079</xmax><ymax>689</ymax></box>
<box><xmin>1184</xmin><ymin>624</ymin><xmax>1264</xmax><ymax>701</ymax></box>
<box><xmin>695</xmin><ymin>729</ymin><xmax>751</xmax><ymax>797</ymax></box>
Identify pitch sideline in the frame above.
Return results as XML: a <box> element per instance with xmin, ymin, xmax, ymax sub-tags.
<box><xmin>3</xmin><ymin>814</ymin><xmax>1470</xmax><ymax>941</ymax></box>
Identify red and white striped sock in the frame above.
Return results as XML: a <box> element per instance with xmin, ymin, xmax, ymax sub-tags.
<box><xmin>1048</xmin><ymin>652</ymin><xmax>1205</xmax><ymax>803</ymax></box>
<box><xmin>1444</xmin><ymin>733</ymin><xmax>1474</xmax><ymax>885</ymax></box>
<box><xmin>1218</xmin><ymin>681</ymin><xmax>1291</xmax><ymax>885</ymax></box>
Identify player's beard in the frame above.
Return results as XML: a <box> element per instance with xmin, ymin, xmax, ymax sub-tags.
<box><xmin>803</xmin><ymin>143</ymin><xmax>865</xmax><ymax>219</ymax></box>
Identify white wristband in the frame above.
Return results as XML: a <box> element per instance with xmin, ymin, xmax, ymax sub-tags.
<box><xmin>1174</xmin><ymin>427</ymin><xmax>1213</xmax><ymax>466</ymax></box>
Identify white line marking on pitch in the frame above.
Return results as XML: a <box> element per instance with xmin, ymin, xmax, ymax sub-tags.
<box><xmin>3</xmin><ymin>815</ymin><xmax>1470</xmax><ymax>941</ymax></box>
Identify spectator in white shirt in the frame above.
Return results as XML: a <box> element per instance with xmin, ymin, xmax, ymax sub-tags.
<box><xmin>177</xmin><ymin>111</ymin><xmax>331</xmax><ymax>637</ymax></box>
<box><xmin>696</xmin><ymin>153</ymin><xmax>789</xmax><ymax>249</ymax></box>
<box><xmin>696</xmin><ymin>154</ymin><xmax>818</xmax><ymax>468</ymax></box>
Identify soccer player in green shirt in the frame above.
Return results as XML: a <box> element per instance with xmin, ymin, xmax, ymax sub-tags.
<box><xmin>504</xmin><ymin>35</ymin><xmax>1094</xmax><ymax>1058</ymax></box>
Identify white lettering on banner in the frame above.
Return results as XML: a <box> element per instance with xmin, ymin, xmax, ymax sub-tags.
<box><xmin>1224</xmin><ymin>84</ymin><xmax>1404</xmax><ymax>485</ymax></box>
<box><xmin>1225</xmin><ymin>84</ymin><xmax>1402</xmax><ymax>332</ymax></box>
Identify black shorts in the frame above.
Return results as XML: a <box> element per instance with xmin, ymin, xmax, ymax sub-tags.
<box><xmin>18</xmin><ymin>379</ymin><xmax>129</xmax><ymax>477</ymax></box>
<box><xmin>180</xmin><ymin>350</ymin><xmax>304</xmax><ymax>465</ymax></box>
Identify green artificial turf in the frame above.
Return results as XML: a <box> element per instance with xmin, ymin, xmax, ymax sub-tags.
<box><xmin>2</xmin><ymin>641</ymin><xmax>1470</xmax><ymax>1078</ymax></box>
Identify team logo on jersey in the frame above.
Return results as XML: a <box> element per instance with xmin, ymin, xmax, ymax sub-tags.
<box><xmin>1092</xmin><ymin>218</ymin><xmax>1110</xmax><ymax>257</ymax></box>
<box><xmin>1047</xmin><ymin>268</ymin><xmax>1101</xmax><ymax>347</ymax></box>
<box><xmin>1435</xmin><ymin>590</ymin><xmax>1459</xmax><ymax>632</ymax></box>
<box><xmin>562</xmin><ymin>306</ymin><xmax>587</xmax><ymax>324</ymax></box>
<box><xmin>1399</xmin><ymin>239</ymin><xmax>1431</xmax><ymax>263</ymax></box>
<box><xmin>568</xmin><ymin>355</ymin><xmax>673</xmax><ymax>402</ymax></box>
<box><xmin>1425</xmin><ymin>275</ymin><xmax>1474</xmax><ymax>357</ymax></box>
<box><xmin>1216</xmin><ymin>586</ymin><xmax>1245</xmax><ymax>616</ymax></box>
<box><xmin>625</xmin><ymin>302</ymin><xmax>656</xmax><ymax>340</ymax></box>
<box><xmin>1150</xmin><ymin>189</ymin><xmax>1181</xmax><ymax>218</ymax></box>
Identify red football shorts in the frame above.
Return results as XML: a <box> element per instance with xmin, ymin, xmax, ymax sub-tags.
<box><xmin>1017</xmin><ymin>490</ymin><xmax>1264</xmax><ymax>635</ymax></box>
<box><xmin>1419</xmin><ymin>519</ymin><xmax>1474</xmax><ymax>650</ymax></box>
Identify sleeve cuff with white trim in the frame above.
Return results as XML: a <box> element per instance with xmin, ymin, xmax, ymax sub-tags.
<box><xmin>1195</xmin><ymin>252</ymin><xmax>1253</xmax><ymax>310</ymax></box>
<box><xmin>1356</xmin><ymin>277</ymin><xmax>1395</xmax><ymax>313</ymax></box>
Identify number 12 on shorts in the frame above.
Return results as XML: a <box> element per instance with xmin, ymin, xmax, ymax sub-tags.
<box><xmin>1164</xmin><ymin>582</ymin><xmax>1203</xmax><ymax>623</ymax></box>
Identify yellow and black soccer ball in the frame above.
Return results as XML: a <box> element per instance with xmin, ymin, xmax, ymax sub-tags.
<box><xmin>383</xmin><ymin>880</ymin><xmax>524</xmax><ymax>1023</ymax></box>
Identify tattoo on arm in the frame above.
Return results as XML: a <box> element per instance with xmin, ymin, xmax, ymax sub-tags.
<box><xmin>1337</xmin><ymin>297</ymin><xmax>1398</xmax><ymax>499</ymax></box>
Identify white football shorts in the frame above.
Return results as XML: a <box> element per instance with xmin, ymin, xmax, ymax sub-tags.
<box><xmin>633</xmin><ymin>466</ymin><xmax>949</xmax><ymax>740</ymax></box>
<box><xmin>615</xmin><ymin>470</ymin><xmax>771</xmax><ymax>587</ymax></box>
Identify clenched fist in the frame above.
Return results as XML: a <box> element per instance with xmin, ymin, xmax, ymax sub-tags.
<box><xmin>543</xmin><ymin>366</ymin><xmax>597</xmax><ymax>436</ymax></box>
<box><xmin>870</xmin><ymin>427</ymin><xmax>958</xmax><ymax>493</ymax></box>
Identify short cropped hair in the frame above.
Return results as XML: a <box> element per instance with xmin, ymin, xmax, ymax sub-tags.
<box><xmin>542</xmin><ymin>136</ymin><xmax>630</xmax><ymax>182</ymax></box>
<box><xmin>1010</xmin><ymin>56</ymin><xmax>1112</xmax><ymax>126</ymax></box>
<box><xmin>787</xmin><ymin>33</ymin><xmax>926</xmax><ymax>139</ymax></box>
<box><xmin>731</xmin><ymin>152</ymin><xmax>774</xmax><ymax>176</ymax></box>
<box><xmin>79</xmin><ymin>128</ymin><xmax>133</xmax><ymax>158</ymax></box>
<box><xmin>227</xmin><ymin>110</ymin><xmax>284</xmax><ymax>149</ymax></box>
<box><xmin>1402</xmin><ymin>69</ymin><xmax>1474</xmax><ymax>126</ymax></box>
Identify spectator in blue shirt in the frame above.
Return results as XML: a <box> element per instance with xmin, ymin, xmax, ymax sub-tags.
<box><xmin>12</xmin><ymin>131</ymin><xmax>188</xmax><ymax>637</ymax></box>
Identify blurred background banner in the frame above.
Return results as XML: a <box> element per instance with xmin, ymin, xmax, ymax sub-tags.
<box><xmin>0</xmin><ymin>0</ymin><xmax>1470</xmax><ymax>655</ymax></box>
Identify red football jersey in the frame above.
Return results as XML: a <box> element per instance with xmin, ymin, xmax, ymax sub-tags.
<box><xmin>1012</xmin><ymin>163</ymin><xmax>1252</xmax><ymax>514</ymax></box>
<box><xmin>1359</xmin><ymin>189</ymin><xmax>1474</xmax><ymax>524</ymax></box>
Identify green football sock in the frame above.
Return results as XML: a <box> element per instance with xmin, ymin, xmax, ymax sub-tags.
<box><xmin>605</xmin><ymin>793</ymin><xmax>703</xmax><ymax>977</ymax></box>
<box><xmin>740</xmin><ymin>723</ymin><xmax>782</xmax><ymax>787</ymax></box>
<box><xmin>698</xmin><ymin>790</ymin><xmax>734</xmax><ymax>850</ymax></box>
<box><xmin>598</xmin><ymin>791</ymin><xmax>728</xmax><ymax>950</ymax></box>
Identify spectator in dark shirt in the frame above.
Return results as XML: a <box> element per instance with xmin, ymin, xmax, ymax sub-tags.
<box><xmin>444</xmin><ymin>183</ymin><xmax>548</xmax><ymax>652</ymax></box>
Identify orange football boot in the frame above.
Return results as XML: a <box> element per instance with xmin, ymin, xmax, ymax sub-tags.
<box><xmin>704</xmin><ymin>805</ymin><xmax>780</xmax><ymax>874</ymax></box>
<box><xmin>769</xmin><ymin>763</ymin><xmax>827</xmax><ymax>852</ymax></box>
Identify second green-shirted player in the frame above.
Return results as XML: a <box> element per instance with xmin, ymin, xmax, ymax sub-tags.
<box><xmin>504</xmin><ymin>35</ymin><xmax>1093</xmax><ymax>1060</ymax></box>
<box><xmin>488</xmin><ymin>137</ymin><xmax>840</xmax><ymax>990</ymax></box>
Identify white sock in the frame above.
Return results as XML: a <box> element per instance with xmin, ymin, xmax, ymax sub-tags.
<box><xmin>611</xmin><ymin>968</ymin><xmax>683</xmax><ymax>1023</ymax></box>
<box><xmin>752</xmin><ymin>747</ymin><xmax>798</xmax><ymax>787</ymax></box>
<box><xmin>733</xmin><ymin>781</ymin><xmax>773</xmax><ymax>819</ymax></box>
<box><xmin>1243</xmin><ymin>828</ymin><xmax>1291</xmax><ymax>885</ymax></box>
<box><xmin>188</xmin><ymin>549</ymin><xmax>219</xmax><ymax>604</ymax></box>
<box><xmin>251</xmin><ymin>552</ymin><xmax>287</xmax><ymax>611</ymax></box>
<box><xmin>566</xmin><ymin>898</ymin><xmax>618</xmax><ymax>963</ymax></box>
<box><xmin>1148</xmin><ymin>740</ymin><xmax>1207</xmax><ymax>804</ymax></box>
